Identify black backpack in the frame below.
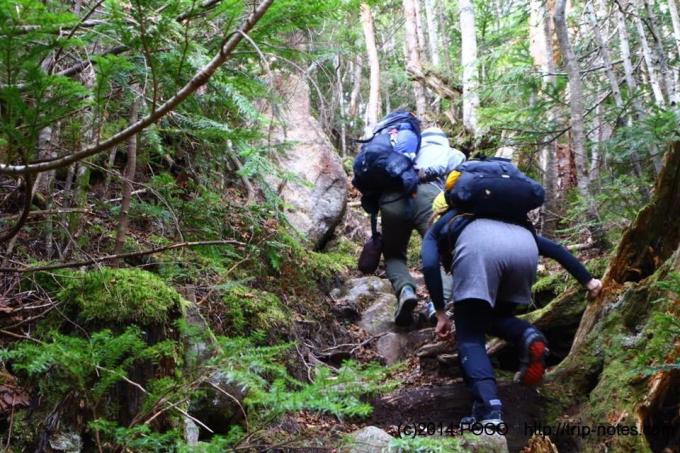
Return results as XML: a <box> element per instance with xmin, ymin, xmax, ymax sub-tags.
<box><xmin>437</xmin><ymin>158</ymin><xmax>544</xmax><ymax>271</ymax></box>
<box><xmin>352</xmin><ymin>111</ymin><xmax>422</xmax><ymax>213</ymax></box>
<box><xmin>352</xmin><ymin>111</ymin><xmax>421</xmax><ymax>274</ymax></box>
<box><xmin>444</xmin><ymin>157</ymin><xmax>545</xmax><ymax>221</ymax></box>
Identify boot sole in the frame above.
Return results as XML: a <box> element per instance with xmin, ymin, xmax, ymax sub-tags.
<box><xmin>521</xmin><ymin>340</ymin><xmax>546</xmax><ymax>386</ymax></box>
<box><xmin>394</xmin><ymin>297</ymin><xmax>417</xmax><ymax>326</ymax></box>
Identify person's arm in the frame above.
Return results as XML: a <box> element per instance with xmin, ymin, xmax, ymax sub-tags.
<box><xmin>536</xmin><ymin>235</ymin><xmax>602</xmax><ymax>297</ymax></box>
<box><xmin>422</xmin><ymin>210</ymin><xmax>455</xmax><ymax>310</ymax></box>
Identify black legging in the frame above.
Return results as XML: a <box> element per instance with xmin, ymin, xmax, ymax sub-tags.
<box><xmin>454</xmin><ymin>299</ymin><xmax>534</xmax><ymax>409</ymax></box>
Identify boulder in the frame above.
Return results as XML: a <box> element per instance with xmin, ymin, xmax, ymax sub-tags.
<box><xmin>461</xmin><ymin>432</ymin><xmax>509</xmax><ymax>453</ymax></box>
<box><xmin>346</xmin><ymin>426</ymin><xmax>393</xmax><ymax>453</ymax></box>
<box><xmin>377</xmin><ymin>328</ymin><xmax>435</xmax><ymax>364</ymax></box>
<box><xmin>358</xmin><ymin>293</ymin><xmax>397</xmax><ymax>336</ymax></box>
<box><xmin>49</xmin><ymin>432</ymin><xmax>82</xmax><ymax>453</ymax></box>
<box><xmin>267</xmin><ymin>68</ymin><xmax>348</xmax><ymax>249</ymax></box>
<box><xmin>188</xmin><ymin>371</ymin><xmax>246</xmax><ymax>436</ymax></box>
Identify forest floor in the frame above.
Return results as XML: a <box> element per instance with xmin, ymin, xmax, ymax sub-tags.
<box><xmin>279</xmin><ymin>200</ymin><xmax>566</xmax><ymax>453</ymax></box>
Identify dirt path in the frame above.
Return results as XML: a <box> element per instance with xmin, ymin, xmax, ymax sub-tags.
<box><xmin>333</xmin><ymin>270</ymin><xmax>548</xmax><ymax>453</ymax></box>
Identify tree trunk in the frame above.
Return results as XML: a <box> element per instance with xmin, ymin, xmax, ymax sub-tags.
<box><xmin>530</xmin><ymin>0</ymin><xmax>559</xmax><ymax>236</ymax></box>
<box><xmin>437</xmin><ymin>6</ymin><xmax>453</xmax><ymax>74</ymax></box>
<box><xmin>554</xmin><ymin>0</ymin><xmax>607</xmax><ymax>248</ymax></box>
<box><xmin>617</xmin><ymin>6</ymin><xmax>663</xmax><ymax>175</ymax></box>
<box><xmin>586</xmin><ymin>3</ymin><xmax>623</xmax><ymax>108</ymax></box>
<box><xmin>335</xmin><ymin>55</ymin><xmax>347</xmax><ymax>156</ymax></box>
<box><xmin>668</xmin><ymin>0</ymin><xmax>680</xmax><ymax>60</ymax></box>
<box><xmin>348</xmin><ymin>57</ymin><xmax>362</xmax><ymax>120</ymax></box>
<box><xmin>644</xmin><ymin>0</ymin><xmax>675</xmax><ymax>103</ymax></box>
<box><xmin>459</xmin><ymin>0</ymin><xmax>480</xmax><ymax>138</ymax></box>
<box><xmin>545</xmin><ymin>142</ymin><xmax>680</xmax><ymax>453</ymax></box>
<box><xmin>553</xmin><ymin>0</ymin><xmax>588</xmax><ymax>193</ymax></box>
<box><xmin>413</xmin><ymin>0</ymin><xmax>427</xmax><ymax>62</ymax></box>
<box><xmin>403</xmin><ymin>0</ymin><xmax>427</xmax><ymax>118</ymax></box>
<box><xmin>424</xmin><ymin>0</ymin><xmax>440</xmax><ymax>67</ymax></box>
<box><xmin>633</xmin><ymin>0</ymin><xmax>667</xmax><ymax>106</ymax></box>
<box><xmin>114</xmin><ymin>92</ymin><xmax>142</xmax><ymax>258</ymax></box>
<box><xmin>360</xmin><ymin>3</ymin><xmax>381</xmax><ymax>134</ymax></box>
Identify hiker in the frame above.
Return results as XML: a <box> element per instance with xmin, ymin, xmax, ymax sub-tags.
<box><xmin>353</xmin><ymin>110</ymin><xmax>465</xmax><ymax>326</ymax></box>
<box><xmin>421</xmin><ymin>159</ymin><xmax>603</xmax><ymax>427</ymax></box>
<box><xmin>376</xmin><ymin>126</ymin><xmax>464</xmax><ymax>326</ymax></box>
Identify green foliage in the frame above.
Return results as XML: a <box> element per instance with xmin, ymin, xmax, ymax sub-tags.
<box><xmin>633</xmin><ymin>272</ymin><xmax>680</xmax><ymax>375</ymax></box>
<box><xmin>0</xmin><ymin>327</ymin><xmax>177</xmax><ymax>401</ymax></box>
<box><xmin>49</xmin><ymin>267</ymin><xmax>184</xmax><ymax>325</ymax></box>
<box><xmin>388</xmin><ymin>435</ymin><xmax>464</xmax><ymax>452</ymax></box>
<box><xmin>207</xmin><ymin>336</ymin><xmax>397</xmax><ymax>422</ymax></box>
<box><xmin>89</xmin><ymin>421</ymin><xmax>179</xmax><ymax>452</ymax></box>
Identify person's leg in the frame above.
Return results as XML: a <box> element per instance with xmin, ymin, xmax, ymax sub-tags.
<box><xmin>380</xmin><ymin>192</ymin><xmax>418</xmax><ymax>325</ymax></box>
<box><xmin>494</xmin><ymin>232</ymin><xmax>547</xmax><ymax>386</ymax></box>
<box><xmin>488</xmin><ymin>302</ymin><xmax>532</xmax><ymax>344</ymax></box>
<box><xmin>454</xmin><ymin>299</ymin><xmax>502</xmax><ymax>420</ymax></box>
<box><xmin>413</xmin><ymin>183</ymin><xmax>440</xmax><ymax>239</ymax></box>
<box><xmin>380</xmin><ymin>192</ymin><xmax>415</xmax><ymax>294</ymax></box>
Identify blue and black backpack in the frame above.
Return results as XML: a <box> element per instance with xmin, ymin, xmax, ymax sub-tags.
<box><xmin>351</xmin><ymin>110</ymin><xmax>422</xmax><ymax>215</ymax></box>
<box><xmin>352</xmin><ymin>110</ymin><xmax>422</xmax><ymax>274</ymax></box>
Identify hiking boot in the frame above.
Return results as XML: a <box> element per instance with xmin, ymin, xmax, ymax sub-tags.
<box><xmin>515</xmin><ymin>328</ymin><xmax>548</xmax><ymax>386</ymax></box>
<box><xmin>394</xmin><ymin>285</ymin><xmax>418</xmax><ymax>326</ymax></box>
<box><xmin>459</xmin><ymin>400</ymin><xmax>484</xmax><ymax>428</ymax></box>
<box><xmin>460</xmin><ymin>402</ymin><xmax>504</xmax><ymax>429</ymax></box>
<box><xmin>425</xmin><ymin>300</ymin><xmax>437</xmax><ymax>324</ymax></box>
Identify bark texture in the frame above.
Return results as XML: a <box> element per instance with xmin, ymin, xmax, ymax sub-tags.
<box><xmin>459</xmin><ymin>0</ymin><xmax>480</xmax><ymax>138</ymax></box>
<box><xmin>403</xmin><ymin>0</ymin><xmax>427</xmax><ymax>117</ymax></box>
<box><xmin>543</xmin><ymin>142</ymin><xmax>680</xmax><ymax>453</ymax></box>
<box><xmin>360</xmin><ymin>3</ymin><xmax>381</xmax><ymax>134</ymax></box>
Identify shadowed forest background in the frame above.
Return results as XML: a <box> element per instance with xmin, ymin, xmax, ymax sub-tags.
<box><xmin>0</xmin><ymin>0</ymin><xmax>679</xmax><ymax>451</ymax></box>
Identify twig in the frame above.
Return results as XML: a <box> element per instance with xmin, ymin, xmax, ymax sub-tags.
<box><xmin>96</xmin><ymin>365</ymin><xmax>215</xmax><ymax>434</ymax></box>
<box><xmin>0</xmin><ymin>0</ymin><xmax>275</xmax><ymax>176</ymax></box>
<box><xmin>0</xmin><ymin>239</ymin><xmax>246</xmax><ymax>273</ymax></box>
<box><xmin>207</xmin><ymin>381</ymin><xmax>249</xmax><ymax>431</ymax></box>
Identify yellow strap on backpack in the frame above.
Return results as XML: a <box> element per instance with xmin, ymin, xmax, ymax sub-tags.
<box><xmin>445</xmin><ymin>170</ymin><xmax>462</xmax><ymax>191</ymax></box>
<box><xmin>432</xmin><ymin>191</ymin><xmax>448</xmax><ymax>215</ymax></box>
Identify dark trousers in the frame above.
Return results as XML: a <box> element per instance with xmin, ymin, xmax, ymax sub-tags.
<box><xmin>454</xmin><ymin>299</ymin><xmax>534</xmax><ymax>409</ymax></box>
<box><xmin>380</xmin><ymin>183</ymin><xmax>440</xmax><ymax>294</ymax></box>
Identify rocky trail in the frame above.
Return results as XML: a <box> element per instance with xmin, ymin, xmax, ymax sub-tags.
<box><xmin>328</xmin><ymin>274</ymin><xmax>548</xmax><ymax>453</ymax></box>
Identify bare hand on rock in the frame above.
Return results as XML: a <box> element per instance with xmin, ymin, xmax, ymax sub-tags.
<box><xmin>586</xmin><ymin>278</ymin><xmax>603</xmax><ymax>299</ymax></box>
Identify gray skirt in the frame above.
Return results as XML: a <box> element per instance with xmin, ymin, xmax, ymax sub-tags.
<box><xmin>451</xmin><ymin>218</ymin><xmax>538</xmax><ymax>307</ymax></box>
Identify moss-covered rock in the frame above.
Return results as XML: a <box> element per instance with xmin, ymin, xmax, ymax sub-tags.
<box><xmin>52</xmin><ymin>267</ymin><xmax>184</xmax><ymax>326</ymax></box>
<box><xmin>221</xmin><ymin>285</ymin><xmax>289</xmax><ymax>337</ymax></box>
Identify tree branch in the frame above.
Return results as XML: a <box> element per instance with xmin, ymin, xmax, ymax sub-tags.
<box><xmin>0</xmin><ymin>240</ymin><xmax>246</xmax><ymax>273</ymax></box>
<box><xmin>0</xmin><ymin>0</ymin><xmax>274</xmax><ymax>176</ymax></box>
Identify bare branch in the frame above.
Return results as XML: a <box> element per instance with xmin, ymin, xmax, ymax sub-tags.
<box><xmin>0</xmin><ymin>240</ymin><xmax>246</xmax><ymax>273</ymax></box>
<box><xmin>0</xmin><ymin>0</ymin><xmax>275</xmax><ymax>176</ymax></box>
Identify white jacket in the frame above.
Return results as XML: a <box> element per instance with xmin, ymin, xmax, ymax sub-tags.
<box><xmin>415</xmin><ymin>127</ymin><xmax>466</xmax><ymax>182</ymax></box>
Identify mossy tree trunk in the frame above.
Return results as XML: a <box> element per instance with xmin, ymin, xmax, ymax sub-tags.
<box><xmin>544</xmin><ymin>141</ymin><xmax>680</xmax><ymax>452</ymax></box>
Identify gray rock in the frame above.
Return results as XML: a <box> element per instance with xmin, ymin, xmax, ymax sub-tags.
<box><xmin>377</xmin><ymin>328</ymin><xmax>435</xmax><ymax>364</ymax></box>
<box><xmin>344</xmin><ymin>277</ymin><xmax>394</xmax><ymax>299</ymax></box>
<box><xmin>188</xmin><ymin>371</ymin><xmax>246</xmax><ymax>432</ymax></box>
<box><xmin>460</xmin><ymin>432</ymin><xmax>509</xmax><ymax>453</ymax></box>
<box><xmin>266</xmin><ymin>69</ymin><xmax>348</xmax><ymax>250</ymax></box>
<box><xmin>49</xmin><ymin>432</ymin><xmax>82</xmax><ymax>453</ymax></box>
<box><xmin>359</xmin><ymin>293</ymin><xmax>398</xmax><ymax>336</ymax></box>
<box><xmin>184</xmin><ymin>417</ymin><xmax>200</xmax><ymax>446</ymax></box>
<box><xmin>346</xmin><ymin>426</ymin><xmax>394</xmax><ymax>453</ymax></box>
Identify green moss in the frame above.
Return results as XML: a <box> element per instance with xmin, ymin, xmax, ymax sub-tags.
<box><xmin>532</xmin><ymin>270</ymin><xmax>571</xmax><ymax>296</ymax></box>
<box><xmin>55</xmin><ymin>268</ymin><xmax>184</xmax><ymax>325</ymax></box>
<box><xmin>222</xmin><ymin>285</ymin><xmax>289</xmax><ymax>337</ymax></box>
